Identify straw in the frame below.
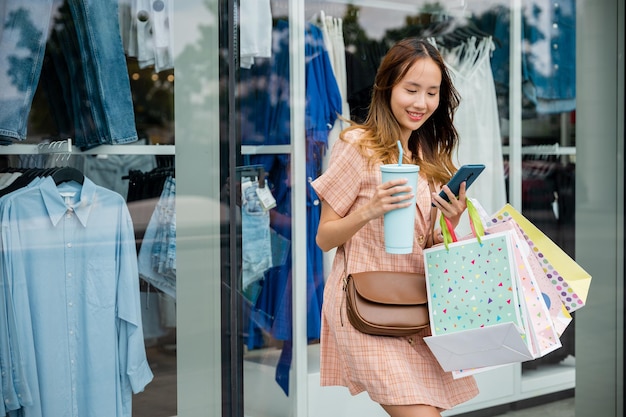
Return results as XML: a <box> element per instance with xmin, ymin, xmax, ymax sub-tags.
<box><xmin>397</xmin><ymin>141</ymin><xmax>403</xmax><ymax>166</ymax></box>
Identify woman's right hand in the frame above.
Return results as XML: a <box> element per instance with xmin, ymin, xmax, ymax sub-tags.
<box><xmin>365</xmin><ymin>177</ymin><xmax>414</xmax><ymax>220</ymax></box>
<box><xmin>315</xmin><ymin>178</ymin><xmax>414</xmax><ymax>252</ymax></box>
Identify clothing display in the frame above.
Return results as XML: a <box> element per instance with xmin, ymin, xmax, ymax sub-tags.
<box><xmin>473</xmin><ymin>0</ymin><xmax>576</xmax><ymax>117</ymax></box>
<box><xmin>239</xmin><ymin>0</ymin><xmax>272</xmax><ymax>69</ymax></box>
<box><xmin>240</xmin><ymin>18</ymin><xmax>342</xmax><ymax>394</ymax></box>
<box><xmin>0</xmin><ymin>0</ymin><xmax>139</xmax><ymax>149</ymax></box>
<box><xmin>438</xmin><ymin>36</ymin><xmax>508</xmax><ymax>216</ymax></box>
<box><xmin>0</xmin><ymin>0</ymin><xmax>585</xmax><ymax>413</ymax></box>
<box><xmin>67</xmin><ymin>152</ymin><xmax>157</xmax><ymax>198</ymax></box>
<box><xmin>137</xmin><ymin>175</ymin><xmax>176</xmax><ymax>299</ymax></box>
<box><xmin>318</xmin><ymin>11</ymin><xmax>350</xmax><ymax>172</ymax></box>
<box><xmin>126</xmin><ymin>165</ymin><xmax>176</xmax><ymax>298</ymax></box>
<box><xmin>344</xmin><ymin>40</ymin><xmax>387</xmax><ymax>123</ymax></box>
<box><xmin>311</xmin><ymin>133</ymin><xmax>478</xmax><ymax>407</ymax></box>
<box><xmin>119</xmin><ymin>0</ymin><xmax>174</xmax><ymax>72</ymax></box>
<box><xmin>0</xmin><ymin>171</ymin><xmax>152</xmax><ymax>417</ymax></box>
<box><xmin>240</xmin><ymin>175</ymin><xmax>273</xmax><ymax>302</ymax></box>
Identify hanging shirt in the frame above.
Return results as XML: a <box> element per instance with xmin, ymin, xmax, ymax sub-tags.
<box><xmin>523</xmin><ymin>0</ymin><xmax>576</xmax><ymax>114</ymax></box>
<box><xmin>240</xmin><ymin>0</ymin><xmax>272</xmax><ymax>68</ymax></box>
<box><xmin>439</xmin><ymin>37</ymin><xmax>508</xmax><ymax>217</ymax></box>
<box><xmin>474</xmin><ymin>0</ymin><xmax>576</xmax><ymax>116</ymax></box>
<box><xmin>0</xmin><ymin>176</ymin><xmax>153</xmax><ymax>417</ymax></box>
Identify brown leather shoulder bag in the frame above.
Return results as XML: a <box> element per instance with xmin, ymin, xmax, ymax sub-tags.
<box><xmin>343</xmin><ymin>270</ymin><xmax>429</xmax><ymax>336</ymax></box>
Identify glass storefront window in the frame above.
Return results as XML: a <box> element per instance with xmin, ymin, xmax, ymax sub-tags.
<box><xmin>237</xmin><ymin>1</ymin><xmax>581</xmax><ymax>416</ymax></box>
<box><xmin>0</xmin><ymin>1</ymin><xmax>622</xmax><ymax>416</ymax></box>
<box><xmin>0</xmin><ymin>1</ymin><xmax>177</xmax><ymax>416</ymax></box>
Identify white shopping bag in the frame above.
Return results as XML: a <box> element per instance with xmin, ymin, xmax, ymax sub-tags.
<box><xmin>424</xmin><ymin>322</ymin><xmax>534</xmax><ymax>372</ymax></box>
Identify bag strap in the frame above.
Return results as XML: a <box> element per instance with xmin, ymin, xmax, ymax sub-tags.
<box><xmin>425</xmin><ymin>180</ymin><xmax>438</xmax><ymax>248</ymax></box>
<box><xmin>440</xmin><ymin>197</ymin><xmax>485</xmax><ymax>249</ymax></box>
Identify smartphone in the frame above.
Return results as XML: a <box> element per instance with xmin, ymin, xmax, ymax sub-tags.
<box><xmin>433</xmin><ymin>164</ymin><xmax>485</xmax><ymax>205</ymax></box>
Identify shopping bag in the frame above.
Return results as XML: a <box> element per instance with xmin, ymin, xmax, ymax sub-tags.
<box><xmin>472</xmin><ymin>198</ymin><xmax>572</xmax><ymax>334</ymax></box>
<box><xmin>424</xmin><ymin>201</ymin><xmax>535</xmax><ymax>371</ymax></box>
<box><xmin>474</xmin><ymin>221</ymin><xmax>563</xmax><ymax>354</ymax></box>
<box><xmin>523</xmin><ymin>248</ymin><xmax>573</xmax><ymax>336</ymax></box>
<box><xmin>425</xmin><ymin>230</ymin><xmax>526</xmax><ymax>336</ymax></box>
<box><xmin>445</xmin><ymin>220</ymin><xmax>564</xmax><ymax>378</ymax></box>
<box><xmin>425</xmin><ymin>323</ymin><xmax>533</xmax><ymax>372</ymax></box>
<box><xmin>488</xmin><ymin>204</ymin><xmax>592</xmax><ymax>313</ymax></box>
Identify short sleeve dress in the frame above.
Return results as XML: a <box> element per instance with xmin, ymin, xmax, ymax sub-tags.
<box><xmin>311</xmin><ymin>130</ymin><xmax>479</xmax><ymax>408</ymax></box>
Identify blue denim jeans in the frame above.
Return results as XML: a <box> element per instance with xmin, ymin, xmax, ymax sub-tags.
<box><xmin>241</xmin><ymin>178</ymin><xmax>273</xmax><ymax>299</ymax></box>
<box><xmin>137</xmin><ymin>176</ymin><xmax>176</xmax><ymax>298</ymax></box>
<box><xmin>0</xmin><ymin>0</ymin><xmax>138</xmax><ymax>148</ymax></box>
<box><xmin>0</xmin><ymin>1</ymin><xmax>52</xmax><ymax>142</ymax></box>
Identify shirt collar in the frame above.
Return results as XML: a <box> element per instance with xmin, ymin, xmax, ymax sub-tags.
<box><xmin>40</xmin><ymin>176</ymin><xmax>97</xmax><ymax>227</ymax></box>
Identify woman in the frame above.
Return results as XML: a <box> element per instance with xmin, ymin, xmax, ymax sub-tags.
<box><xmin>311</xmin><ymin>38</ymin><xmax>479</xmax><ymax>416</ymax></box>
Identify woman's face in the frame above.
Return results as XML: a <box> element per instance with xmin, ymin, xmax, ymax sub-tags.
<box><xmin>390</xmin><ymin>57</ymin><xmax>442</xmax><ymax>141</ymax></box>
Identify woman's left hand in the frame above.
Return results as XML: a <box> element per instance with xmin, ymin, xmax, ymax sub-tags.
<box><xmin>431</xmin><ymin>181</ymin><xmax>467</xmax><ymax>229</ymax></box>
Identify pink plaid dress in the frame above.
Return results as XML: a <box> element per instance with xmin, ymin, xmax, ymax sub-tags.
<box><xmin>311</xmin><ymin>131</ymin><xmax>479</xmax><ymax>408</ymax></box>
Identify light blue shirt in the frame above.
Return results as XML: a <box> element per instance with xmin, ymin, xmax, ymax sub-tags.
<box><xmin>0</xmin><ymin>176</ymin><xmax>153</xmax><ymax>417</ymax></box>
<box><xmin>0</xmin><ymin>178</ymin><xmax>45</xmax><ymax>414</ymax></box>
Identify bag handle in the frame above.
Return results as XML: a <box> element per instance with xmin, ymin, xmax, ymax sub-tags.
<box><xmin>440</xmin><ymin>198</ymin><xmax>485</xmax><ymax>249</ymax></box>
<box><xmin>426</xmin><ymin>180</ymin><xmax>438</xmax><ymax>248</ymax></box>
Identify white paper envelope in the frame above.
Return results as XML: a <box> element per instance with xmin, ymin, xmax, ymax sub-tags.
<box><xmin>424</xmin><ymin>322</ymin><xmax>535</xmax><ymax>372</ymax></box>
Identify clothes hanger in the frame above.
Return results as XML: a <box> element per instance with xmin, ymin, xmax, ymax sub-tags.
<box><xmin>51</xmin><ymin>166</ymin><xmax>84</xmax><ymax>185</ymax></box>
<box><xmin>0</xmin><ymin>167</ymin><xmax>43</xmax><ymax>197</ymax></box>
<box><xmin>236</xmin><ymin>164</ymin><xmax>266</xmax><ymax>188</ymax></box>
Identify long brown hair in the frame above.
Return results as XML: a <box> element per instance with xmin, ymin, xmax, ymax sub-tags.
<box><xmin>342</xmin><ymin>38</ymin><xmax>460</xmax><ymax>184</ymax></box>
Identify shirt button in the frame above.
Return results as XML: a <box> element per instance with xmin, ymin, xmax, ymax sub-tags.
<box><xmin>313</xmin><ymin>199</ymin><xmax>319</xmax><ymax>206</ymax></box>
<box><xmin>67</xmin><ymin>242</ymin><xmax>72</xmax><ymax>248</ymax></box>
<box><xmin>407</xmin><ymin>337</ymin><xmax>414</xmax><ymax>345</ymax></box>
<box><xmin>137</xmin><ymin>10</ymin><xmax>150</xmax><ymax>22</ymax></box>
<box><xmin>552</xmin><ymin>23</ymin><xmax>558</xmax><ymax>29</ymax></box>
<box><xmin>67</xmin><ymin>272</ymin><xmax>72</xmax><ymax>278</ymax></box>
<box><xmin>553</xmin><ymin>43</ymin><xmax>559</xmax><ymax>50</ymax></box>
<box><xmin>418</xmin><ymin>235</ymin><xmax>425</xmax><ymax>244</ymax></box>
<box><xmin>68</xmin><ymin>302</ymin><xmax>73</xmax><ymax>307</ymax></box>
<box><xmin>153</xmin><ymin>0</ymin><xmax>165</xmax><ymax>12</ymax></box>
<box><xmin>554</xmin><ymin>64</ymin><xmax>559</xmax><ymax>70</ymax></box>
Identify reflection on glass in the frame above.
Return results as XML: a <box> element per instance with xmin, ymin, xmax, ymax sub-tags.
<box><xmin>0</xmin><ymin>1</ymin><xmax>176</xmax><ymax>416</ymax></box>
<box><xmin>240</xmin><ymin>1</ymin><xmax>576</xmax><ymax>415</ymax></box>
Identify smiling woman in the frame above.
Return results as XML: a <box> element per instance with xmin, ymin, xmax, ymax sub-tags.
<box><xmin>0</xmin><ymin>1</ymin><xmax>622</xmax><ymax>416</ymax></box>
<box><xmin>312</xmin><ymin>37</ymin><xmax>476</xmax><ymax>417</ymax></box>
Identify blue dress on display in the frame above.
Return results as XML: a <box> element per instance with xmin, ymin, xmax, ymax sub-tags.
<box><xmin>240</xmin><ymin>19</ymin><xmax>342</xmax><ymax>395</ymax></box>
